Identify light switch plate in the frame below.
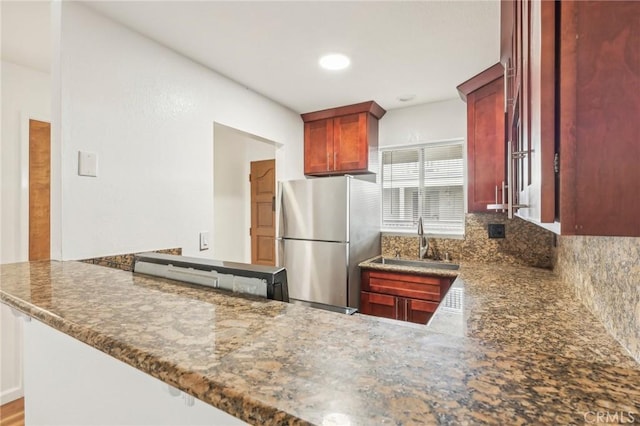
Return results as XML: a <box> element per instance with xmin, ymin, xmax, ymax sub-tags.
<box><xmin>199</xmin><ymin>232</ymin><xmax>210</xmax><ymax>251</ymax></box>
<box><xmin>78</xmin><ymin>151</ymin><xmax>98</xmax><ymax>177</ymax></box>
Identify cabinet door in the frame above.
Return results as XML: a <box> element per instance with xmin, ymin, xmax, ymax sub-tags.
<box><xmin>467</xmin><ymin>77</ymin><xmax>505</xmax><ymax>212</ymax></box>
<box><xmin>512</xmin><ymin>0</ymin><xmax>556</xmax><ymax>226</ymax></box>
<box><xmin>333</xmin><ymin>113</ymin><xmax>368</xmax><ymax>173</ymax></box>
<box><xmin>406</xmin><ymin>299</ymin><xmax>438</xmax><ymax>324</ymax></box>
<box><xmin>559</xmin><ymin>1</ymin><xmax>640</xmax><ymax>236</ymax></box>
<box><xmin>360</xmin><ymin>291</ymin><xmax>398</xmax><ymax>320</ymax></box>
<box><xmin>304</xmin><ymin>119</ymin><xmax>333</xmax><ymax>174</ymax></box>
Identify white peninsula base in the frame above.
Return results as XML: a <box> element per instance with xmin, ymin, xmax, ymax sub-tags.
<box><xmin>23</xmin><ymin>317</ymin><xmax>247</xmax><ymax>426</ymax></box>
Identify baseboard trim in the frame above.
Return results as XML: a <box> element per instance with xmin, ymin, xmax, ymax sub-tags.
<box><xmin>1</xmin><ymin>386</ymin><xmax>24</xmax><ymax>406</ymax></box>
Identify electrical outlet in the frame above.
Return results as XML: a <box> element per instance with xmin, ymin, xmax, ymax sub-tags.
<box><xmin>488</xmin><ymin>224</ymin><xmax>505</xmax><ymax>239</ymax></box>
<box><xmin>199</xmin><ymin>232</ymin><xmax>210</xmax><ymax>250</ymax></box>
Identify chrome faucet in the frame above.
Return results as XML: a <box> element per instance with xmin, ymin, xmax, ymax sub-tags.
<box><xmin>418</xmin><ymin>217</ymin><xmax>429</xmax><ymax>259</ymax></box>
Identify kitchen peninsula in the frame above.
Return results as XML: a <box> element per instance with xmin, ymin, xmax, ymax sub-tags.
<box><xmin>1</xmin><ymin>260</ymin><xmax>639</xmax><ymax>425</ymax></box>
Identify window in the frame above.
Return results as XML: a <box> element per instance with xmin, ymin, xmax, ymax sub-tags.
<box><xmin>381</xmin><ymin>140</ymin><xmax>464</xmax><ymax>235</ymax></box>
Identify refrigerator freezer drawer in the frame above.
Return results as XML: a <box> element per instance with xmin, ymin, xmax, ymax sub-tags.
<box><xmin>279</xmin><ymin>239</ymin><xmax>349</xmax><ymax>308</ymax></box>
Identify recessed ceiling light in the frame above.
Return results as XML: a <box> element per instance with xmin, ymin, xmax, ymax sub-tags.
<box><xmin>319</xmin><ymin>53</ymin><xmax>350</xmax><ymax>71</ymax></box>
<box><xmin>397</xmin><ymin>94</ymin><xmax>416</xmax><ymax>102</ymax></box>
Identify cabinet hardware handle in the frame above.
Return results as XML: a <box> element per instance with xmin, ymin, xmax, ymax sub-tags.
<box><xmin>395</xmin><ymin>298</ymin><xmax>399</xmax><ymax>320</ymax></box>
<box><xmin>507</xmin><ymin>141</ymin><xmax>514</xmax><ymax>219</ymax></box>
<box><xmin>507</xmin><ymin>141</ymin><xmax>529</xmax><ymax>218</ymax></box>
<box><xmin>512</xmin><ymin>149</ymin><xmax>534</xmax><ymax>159</ymax></box>
<box><xmin>405</xmin><ymin>299</ymin><xmax>409</xmax><ymax>321</ymax></box>
<box><xmin>327</xmin><ymin>153</ymin><xmax>330</xmax><ymax>171</ymax></box>
<box><xmin>487</xmin><ymin>181</ymin><xmax>508</xmax><ymax>212</ymax></box>
<box><xmin>334</xmin><ymin>152</ymin><xmax>337</xmax><ymax>167</ymax></box>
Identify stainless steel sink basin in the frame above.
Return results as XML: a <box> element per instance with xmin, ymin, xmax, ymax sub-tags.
<box><xmin>371</xmin><ymin>257</ymin><xmax>460</xmax><ymax>270</ymax></box>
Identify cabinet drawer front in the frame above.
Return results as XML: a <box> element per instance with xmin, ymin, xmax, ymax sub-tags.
<box><xmin>368</xmin><ymin>278</ymin><xmax>441</xmax><ymax>302</ymax></box>
<box><xmin>367</xmin><ymin>270</ymin><xmax>444</xmax><ymax>286</ymax></box>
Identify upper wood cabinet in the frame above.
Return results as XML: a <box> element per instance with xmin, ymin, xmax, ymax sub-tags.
<box><xmin>457</xmin><ymin>64</ymin><xmax>506</xmax><ymax>213</ymax></box>
<box><xmin>502</xmin><ymin>0</ymin><xmax>640</xmax><ymax>237</ymax></box>
<box><xmin>301</xmin><ymin>101</ymin><xmax>386</xmax><ymax>176</ymax></box>
<box><xmin>502</xmin><ymin>0</ymin><xmax>556</xmax><ymax>228</ymax></box>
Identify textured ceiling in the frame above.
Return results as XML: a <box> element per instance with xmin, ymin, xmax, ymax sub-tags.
<box><xmin>85</xmin><ymin>1</ymin><xmax>500</xmax><ymax>113</ymax></box>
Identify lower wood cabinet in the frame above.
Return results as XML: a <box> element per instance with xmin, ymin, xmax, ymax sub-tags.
<box><xmin>360</xmin><ymin>269</ymin><xmax>453</xmax><ymax>324</ymax></box>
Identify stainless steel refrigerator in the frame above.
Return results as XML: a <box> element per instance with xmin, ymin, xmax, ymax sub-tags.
<box><xmin>277</xmin><ymin>175</ymin><xmax>380</xmax><ymax>313</ymax></box>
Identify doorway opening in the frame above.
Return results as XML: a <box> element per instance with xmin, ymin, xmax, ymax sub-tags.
<box><xmin>213</xmin><ymin>123</ymin><xmax>277</xmax><ymax>264</ymax></box>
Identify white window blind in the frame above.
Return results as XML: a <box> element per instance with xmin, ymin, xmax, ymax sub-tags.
<box><xmin>381</xmin><ymin>141</ymin><xmax>464</xmax><ymax>235</ymax></box>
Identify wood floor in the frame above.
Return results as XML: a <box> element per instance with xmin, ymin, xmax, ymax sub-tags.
<box><xmin>0</xmin><ymin>398</ymin><xmax>24</xmax><ymax>426</ymax></box>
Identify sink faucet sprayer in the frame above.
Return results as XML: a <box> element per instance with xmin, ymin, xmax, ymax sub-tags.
<box><xmin>418</xmin><ymin>217</ymin><xmax>429</xmax><ymax>259</ymax></box>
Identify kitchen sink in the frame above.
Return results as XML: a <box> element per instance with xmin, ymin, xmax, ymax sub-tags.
<box><xmin>371</xmin><ymin>257</ymin><xmax>460</xmax><ymax>270</ymax></box>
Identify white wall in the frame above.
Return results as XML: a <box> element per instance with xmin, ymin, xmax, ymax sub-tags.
<box><xmin>379</xmin><ymin>98</ymin><xmax>466</xmax><ymax>147</ymax></box>
<box><xmin>213</xmin><ymin>125</ymin><xmax>275</xmax><ymax>263</ymax></box>
<box><xmin>0</xmin><ymin>61</ymin><xmax>51</xmax><ymax>264</ymax></box>
<box><xmin>54</xmin><ymin>3</ymin><xmax>303</xmax><ymax>260</ymax></box>
<box><xmin>0</xmin><ymin>304</ymin><xmax>25</xmax><ymax>404</ymax></box>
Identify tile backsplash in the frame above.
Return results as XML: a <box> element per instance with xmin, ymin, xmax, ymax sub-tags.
<box><xmin>81</xmin><ymin>247</ymin><xmax>182</xmax><ymax>272</ymax></box>
<box><xmin>382</xmin><ymin>217</ymin><xmax>639</xmax><ymax>362</ymax></box>
<box><xmin>555</xmin><ymin>236</ymin><xmax>640</xmax><ymax>362</ymax></box>
<box><xmin>381</xmin><ymin>214</ymin><xmax>640</xmax><ymax>363</ymax></box>
<box><xmin>382</xmin><ymin>213</ymin><xmax>555</xmax><ymax>269</ymax></box>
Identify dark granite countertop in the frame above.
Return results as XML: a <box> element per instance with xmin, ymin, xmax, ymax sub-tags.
<box><xmin>1</xmin><ymin>260</ymin><xmax>639</xmax><ymax>425</ymax></box>
<box><xmin>358</xmin><ymin>255</ymin><xmax>460</xmax><ymax>278</ymax></box>
<box><xmin>360</xmin><ymin>255</ymin><xmax>639</xmax><ymax>368</ymax></box>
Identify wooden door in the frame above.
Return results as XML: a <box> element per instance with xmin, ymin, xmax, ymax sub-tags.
<box><xmin>250</xmin><ymin>159</ymin><xmax>276</xmax><ymax>265</ymax></box>
<box><xmin>333</xmin><ymin>113</ymin><xmax>368</xmax><ymax>172</ymax></box>
<box><xmin>304</xmin><ymin>119</ymin><xmax>333</xmax><ymax>174</ymax></box>
<box><xmin>29</xmin><ymin>119</ymin><xmax>51</xmax><ymax>261</ymax></box>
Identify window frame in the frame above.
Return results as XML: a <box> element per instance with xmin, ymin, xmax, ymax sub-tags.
<box><xmin>379</xmin><ymin>138</ymin><xmax>466</xmax><ymax>237</ymax></box>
